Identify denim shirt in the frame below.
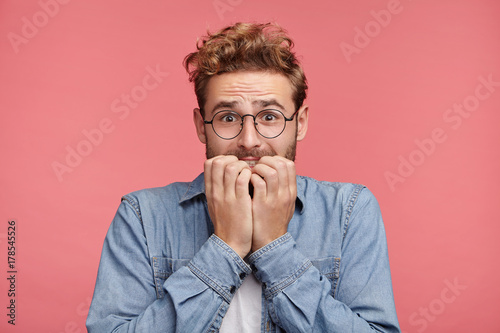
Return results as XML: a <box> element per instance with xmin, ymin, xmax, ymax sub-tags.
<box><xmin>87</xmin><ymin>173</ymin><xmax>400</xmax><ymax>332</ymax></box>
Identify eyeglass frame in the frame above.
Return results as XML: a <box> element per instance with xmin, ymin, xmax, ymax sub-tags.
<box><xmin>202</xmin><ymin>108</ymin><xmax>300</xmax><ymax>140</ymax></box>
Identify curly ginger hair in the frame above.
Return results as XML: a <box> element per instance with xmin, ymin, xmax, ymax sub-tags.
<box><xmin>184</xmin><ymin>22</ymin><xmax>308</xmax><ymax>113</ymax></box>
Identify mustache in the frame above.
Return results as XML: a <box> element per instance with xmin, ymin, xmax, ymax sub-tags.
<box><xmin>225</xmin><ymin>148</ymin><xmax>277</xmax><ymax>160</ymax></box>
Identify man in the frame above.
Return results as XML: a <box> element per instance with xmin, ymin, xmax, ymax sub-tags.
<box><xmin>87</xmin><ymin>22</ymin><xmax>400</xmax><ymax>332</ymax></box>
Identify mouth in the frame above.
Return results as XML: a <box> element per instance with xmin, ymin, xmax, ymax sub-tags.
<box><xmin>240</xmin><ymin>157</ymin><xmax>260</xmax><ymax>168</ymax></box>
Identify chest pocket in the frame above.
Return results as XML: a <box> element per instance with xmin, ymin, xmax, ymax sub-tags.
<box><xmin>310</xmin><ymin>257</ymin><xmax>341</xmax><ymax>298</ymax></box>
<box><xmin>152</xmin><ymin>257</ymin><xmax>191</xmax><ymax>299</ymax></box>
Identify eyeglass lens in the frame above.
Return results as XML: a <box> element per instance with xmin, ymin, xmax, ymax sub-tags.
<box><xmin>211</xmin><ymin>109</ymin><xmax>287</xmax><ymax>139</ymax></box>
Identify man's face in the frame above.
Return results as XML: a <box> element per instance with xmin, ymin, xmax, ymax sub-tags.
<box><xmin>193</xmin><ymin>71</ymin><xmax>309</xmax><ymax>163</ymax></box>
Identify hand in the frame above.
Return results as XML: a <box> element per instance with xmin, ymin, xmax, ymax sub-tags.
<box><xmin>204</xmin><ymin>155</ymin><xmax>253</xmax><ymax>258</ymax></box>
<box><xmin>250</xmin><ymin>156</ymin><xmax>297</xmax><ymax>252</ymax></box>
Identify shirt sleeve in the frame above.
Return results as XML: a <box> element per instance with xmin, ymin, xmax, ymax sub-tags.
<box><xmin>86</xmin><ymin>198</ymin><xmax>251</xmax><ymax>332</ymax></box>
<box><xmin>247</xmin><ymin>187</ymin><xmax>401</xmax><ymax>332</ymax></box>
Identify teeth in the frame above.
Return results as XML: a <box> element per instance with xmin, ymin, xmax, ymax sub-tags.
<box><xmin>244</xmin><ymin>160</ymin><xmax>257</xmax><ymax>167</ymax></box>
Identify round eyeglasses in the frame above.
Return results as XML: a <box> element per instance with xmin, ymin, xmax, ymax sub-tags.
<box><xmin>203</xmin><ymin>109</ymin><xmax>299</xmax><ymax>140</ymax></box>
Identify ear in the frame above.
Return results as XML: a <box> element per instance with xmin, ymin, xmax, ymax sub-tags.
<box><xmin>296</xmin><ymin>104</ymin><xmax>309</xmax><ymax>142</ymax></box>
<box><xmin>193</xmin><ymin>108</ymin><xmax>207</xmax><ymax>144</ymax></box>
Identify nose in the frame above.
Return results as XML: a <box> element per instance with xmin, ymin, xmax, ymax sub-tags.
<box><xmin>236</xmin><ymin>115</ymin><xmax>262</xmax><ymax>149</ymax></box>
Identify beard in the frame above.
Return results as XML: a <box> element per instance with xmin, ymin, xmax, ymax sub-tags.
<box><xmin>205</xmin><ymin>138</ymin><xmax>297</xmax><ymax>162</ymax></box>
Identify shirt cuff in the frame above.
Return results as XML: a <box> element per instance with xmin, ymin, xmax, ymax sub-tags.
<box><xmin>188</xmin><ymin>234</ymin><xmax>252</xmax><ymax>304</ymax></box>
<box><xmin>247</xmin><ymin>233</ymin><xmax>312</xmax><ymax>299</ymax></box>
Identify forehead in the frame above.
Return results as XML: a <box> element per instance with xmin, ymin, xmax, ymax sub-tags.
<box><xmin>204</xmin><ymin>71</ymin><xmax>294</xmax><ymax>114</ymax></box>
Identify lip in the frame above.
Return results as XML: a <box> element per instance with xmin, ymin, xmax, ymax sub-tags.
<box><xmin>240</xmin><ymin>157</ymin><xmax>260</xmax><ymax>168</ymax></box>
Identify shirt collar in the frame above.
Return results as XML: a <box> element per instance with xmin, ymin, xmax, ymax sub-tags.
<box><xmin>180</xmin><ymin>173</ymin><xmax>206</xmax><ymax>203</ymax></box>
<box><xmin>180</xmin><ymin>173</ymin><xmax>305</xmax><ymax>214</ymax></box>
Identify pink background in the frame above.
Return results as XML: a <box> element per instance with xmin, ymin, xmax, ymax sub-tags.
<box><xmin>1</xmin><ymin>0</ymin><xmax>499</xmax><ymax>332</ymax></box>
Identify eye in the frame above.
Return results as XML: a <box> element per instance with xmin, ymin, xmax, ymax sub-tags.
<box><xmin>221</xmin><ymin>115</ymin><xmax>236</xmax><ymax>122</ymax></box>
<box><xmin>217</xmin><ymin>112</ymin><xmax>239</xmax><ymax>123</ymax></box>
<box><xmin>258</xmin><ymin>111</ymin><xmax>280</xmax><ymax>122</ymax></box>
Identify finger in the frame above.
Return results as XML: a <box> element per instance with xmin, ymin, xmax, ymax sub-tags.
<box><xmin>204</xmin><ymin>157</ymin><xmax>215</xmax><ymax>197</ymax></box>
<box><xmin>252</xmin><ymin>163</ymin><xmax>279</xmax><ymax>199</ymax></box>
<box><xmin>253</xmin><ymin>156</ymin><xmax>289</xmax><ymax>197</ymax></box>
<box><xmin>288</xmin><ymin>160</ymin><xmax>297</xmax><ymax>197</ymax></box>
<box><xmin>208</xmin><ymin>155</ymin><xmax>238</xmax><ymax>197</ymax></box>
<box><xmin>250</xmin><ymin>173</ymin><xmax>267</xmax><ymax>199</ymax></box>
<box><xmin>224</xmin><ymin>160</ymin><xmax>251</xmax><ymax>198</ymax></box>
<box><xmin>279</xmin><ymin>157</ymin><xmax>297</xmax><ymax>198</ymax></box>
<box><xmin>235</xmin><ymin>168</ymin><xmax>252</xmax><ymax>199</ymax></box>
<box><xmin>265</xmin><ymin>156</ymin><xmax>296</xmax><ymax>197</ymax></box>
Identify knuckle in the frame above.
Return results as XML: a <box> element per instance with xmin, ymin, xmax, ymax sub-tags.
<box><xmin>276</xmin><ymin>161</ymin><xmax>286</xmax><ymax>169</ymax></box>
<box><xmin>212</xmin><ymin>158</ymin><xmax>224</xmax><ymax>168</ymax></box>
<box><xmin>225</xmin><ymin>165</ymin><xmax>238</xmax><ymax>175</ymax></box>
<box><xmin>209</xmin><ymin>195</ymin><xmax>220</xmax><ymax>205</ymax></box>
<box><xmin>236</xmin><ymin>176</ymin><xmax>248</xmax><ymax>186</ymax></box>
<box><xmin>252</xmin><ymin>176</ymin><xmax>265</xmax><ymax>186</ymax></box>
<box><xmin>268</xmin><ymin>169</ymin><xmax>278</xmax><ymax>180</ymax></box>
<box><xmin>254</xmin><ymin>182</ymin><xmax>265</xmax><ymax>190</ymax></box>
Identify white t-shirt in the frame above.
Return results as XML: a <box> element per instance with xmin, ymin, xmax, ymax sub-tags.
<box><xmin>220</xmin><ymin>273</ymin><xmax>262</xmax><ymax>332</ymax></box>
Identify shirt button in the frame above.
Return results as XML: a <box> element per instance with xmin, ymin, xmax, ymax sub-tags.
<box><xmin>239</xmin><ymin>272</ymin><xmax>246</xmax><ymax>280</ymax></box>
<box><xmin>230</xmin><ymin>286</ymin><xmax>236</xmax><ymax>294</ymax></box>
<box><xmin>250</xmin><ymin>264</ymin><xmax>258</xmax><ymax>272</ymax></box>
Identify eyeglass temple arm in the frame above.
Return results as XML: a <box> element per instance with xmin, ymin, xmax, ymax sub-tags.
<box><xmin>199</xmin><ymin>108</ymin><xmax>212</xmax><ymax>124</ymax></box>
<box><xmin>284</xmin><ymin>109</ymin><xmax>300</xmax><ymax>121</ymax></box>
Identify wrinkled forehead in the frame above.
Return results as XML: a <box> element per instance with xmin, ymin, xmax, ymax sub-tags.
<box><xmin>203</xmin><ymin>71</ymin><xmax>295</xmax><ymax>115</ymax></box>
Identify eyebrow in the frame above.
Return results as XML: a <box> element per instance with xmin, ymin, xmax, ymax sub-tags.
<box><xmin>210</xmin><ymin>101</ymin><xmax>239</xmax><ymax>113</ymax></box>
<box><xmin>252</xmin><ymin>99</ymin><xmax>286</xmax><ymax>110</ymax></box>
<box><xmin>210</xmin><ymin>99</ymin><xmax>286</xmax><ymax>114</ymax></box>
